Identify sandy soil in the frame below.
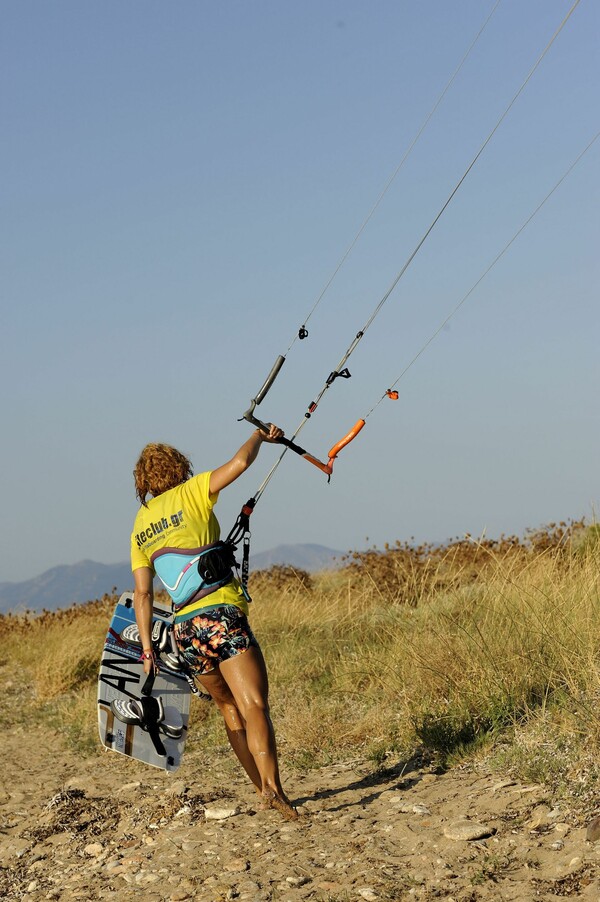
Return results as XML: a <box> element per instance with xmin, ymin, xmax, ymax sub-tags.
<box><xmin>2</xmin><ymin>667</ymin><xmax>600</xmax><ymax>902</ymax></box>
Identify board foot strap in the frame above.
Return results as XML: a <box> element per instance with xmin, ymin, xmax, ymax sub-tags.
<box><xmin>110</xmin><ymin>697</ymin><xmax>183</xmax><ymax>756</ymax></box>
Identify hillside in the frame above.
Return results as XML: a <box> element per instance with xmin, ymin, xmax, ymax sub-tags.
<box><xmin>0</xmin><ymin>545</ymin><xmax>343</xmax><ymax>614</ymax></box>
<box><xmin>0</xmin><ymin>560</ymin><xmax>133</xmax><ymax>614</ymax></box>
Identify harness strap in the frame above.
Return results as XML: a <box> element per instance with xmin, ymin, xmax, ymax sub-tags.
<box><xmin>226</xmin><ymin>498</ymin><xmax>256</xmax><ymax>602</ymax></box>
<box><xmin>242</xmin><ymin>533</ymin><xmax>251</xmax><ymax>594</ymax></box>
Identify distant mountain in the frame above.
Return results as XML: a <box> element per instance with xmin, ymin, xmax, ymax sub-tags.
<box><xmin>250</xmin><ymin>544</ymin><xmax>343</xmax><ymax>572</ymax></box>
<box><xmin>0</xmin><ymin>560</ymin><xmax>134</xmax><ymax>615</ymax></box>
<box><xmin>0</xmin><ymin>545</ymin><xmax>344</xmax><ymax>614</ymax></box>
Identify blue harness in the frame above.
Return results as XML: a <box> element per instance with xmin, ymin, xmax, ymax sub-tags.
<box><xmin>151</xmin><ymin>542</ymin><xmax>235</xmax><ymax>613</ymax></box>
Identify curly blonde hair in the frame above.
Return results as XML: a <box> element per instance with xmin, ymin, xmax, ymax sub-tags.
<box><xmin>133</xmin><ymin>443</ymin><xmax>193</xmax><ymax>505</ymax></box>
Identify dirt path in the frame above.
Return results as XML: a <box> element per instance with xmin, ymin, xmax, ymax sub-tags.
<box><xmin>2</xmin><ymin>669</ymin><xmax>600</xmax><ymax>901</ymax></box>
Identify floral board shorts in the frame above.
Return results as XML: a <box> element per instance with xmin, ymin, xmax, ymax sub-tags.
<box><xmin>173</xmin><ymin>604</ymin><xmax>258</xmax><ymax>676</ymax></box>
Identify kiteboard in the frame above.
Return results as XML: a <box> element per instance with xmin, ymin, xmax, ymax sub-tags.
<box><xmin>97</xmin><ymin>592</ymin><xmax>192</xmax><ymax>772</ymax></box>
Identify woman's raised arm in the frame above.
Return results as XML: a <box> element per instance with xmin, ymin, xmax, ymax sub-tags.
<box><xmin>209</xmin><ymin>424</ymin><xmax>283</xmax><ymax>495</ymax></box>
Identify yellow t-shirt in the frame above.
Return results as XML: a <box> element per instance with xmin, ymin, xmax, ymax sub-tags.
<box><xmin>130</xmin><ymin>471</ymin><xmax>248</xmax><ymax>617</ymax></box>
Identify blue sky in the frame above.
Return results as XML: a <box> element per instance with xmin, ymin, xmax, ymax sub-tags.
<box><xmin>2</xmin><ymin>1</ymin><xmax>598</xmax><ymax>583</ymax></box>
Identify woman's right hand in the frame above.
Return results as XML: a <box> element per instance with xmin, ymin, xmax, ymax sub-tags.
<box><xmin>256</xmin><ymin>423</ymin><xmax>284</xmax><ymax>443</ymax></box>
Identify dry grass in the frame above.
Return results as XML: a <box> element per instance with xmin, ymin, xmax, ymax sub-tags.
<box><xmin>2</xmin><ymin>520</ymin><xmax>599</xmax><ymax>803</ymax></box>
<box><xmin>0</xmin><ymin>597</ymin><xmax>113</xmax><ymax>701</ymax></box>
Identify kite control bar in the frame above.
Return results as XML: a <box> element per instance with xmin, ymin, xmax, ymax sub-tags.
<box><xmin>241</xmin><ymin>355</ymin><xmax>365</xmax><ymax>477</ymax></box>
<box><xmin>245</xmin><ymin>409</ymin><xmax>364</xmax><ymax>477</ymax></box>
<box><xmin>243</xmin><ymin>403</ymin><xmax>364</xmax><ymax>477</ymax></box>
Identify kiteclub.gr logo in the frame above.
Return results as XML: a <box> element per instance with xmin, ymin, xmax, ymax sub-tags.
<box><xmin>135</xmin><ymin>510</ymin><xmax>184</xmax><ymax>548</ymax></box>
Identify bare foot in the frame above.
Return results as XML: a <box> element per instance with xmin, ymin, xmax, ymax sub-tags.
<box><xmin>262</xmin><ymin>790</ymin><xmax>299</xmax><ymax>820</ymax></box>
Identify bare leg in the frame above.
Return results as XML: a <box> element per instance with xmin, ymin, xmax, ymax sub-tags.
<box><xmin>198</xmin><ymin>668</ymin><xmax>262</xmax><ymax>793</ymax></box>
<box><xmin>218</xmin><ymin>646</ymin><xmax>297</xmax><ymax>819</ymax></box>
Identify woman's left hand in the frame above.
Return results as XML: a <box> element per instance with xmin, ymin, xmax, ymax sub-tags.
<box><xmin>141</xmin><ymin>648</ymin><xmax>158</xmax><ymax>675</ymax></box>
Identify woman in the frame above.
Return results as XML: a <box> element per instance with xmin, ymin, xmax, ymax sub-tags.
<box><xmin>130</xmin><ymin>425</ymin><xmax>297</xmax><ymax>819</ymax></box>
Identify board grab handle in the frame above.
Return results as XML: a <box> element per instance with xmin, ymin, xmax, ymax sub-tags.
<box><xmin>241</xmin><ymin>355</ymin><xmax>286</xmax><ymax>432</ymax></box>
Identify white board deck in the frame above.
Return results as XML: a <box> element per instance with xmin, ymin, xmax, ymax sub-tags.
<box><xmin>97</xmin><ymin>592</ymin><xmax>191</xmax><ymax>772</ymax></box>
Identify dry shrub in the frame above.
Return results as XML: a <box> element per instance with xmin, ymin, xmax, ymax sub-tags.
<box><xmin>368</xmin><ymin>542</ymin><xmax>600</xmax><ymax>759</ymax></box>
<box><xmin>339</xmin><ymin>519</ymin><xmax>586</xmax><ymax>605</ymax></box>
<box><xmin>249</xmin><ymin>522</ymin><xmax>599</xmax><ymax>770</ymax></box>
<box><xmin>273</xmin><ymin>691</ymin><xmax>368</xmax><ymax>768</ymax></box>
<box><xmin>249</xmin><ymin>565</ymin><xmax>313</xmax><ymax>595</ymax></box>
<box><xmin>34</xmin><ymin>636</ymin><xmax>101</xmax><ymax>701</ymax></box>
<box><xmin>1</xmin><ymin>594</ymin><xmax>116</xmax><ymax>701</ymax></box>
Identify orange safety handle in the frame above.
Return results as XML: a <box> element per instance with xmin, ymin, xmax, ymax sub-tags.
<box><xmin>302</xmin><ymin>452</ymin><xmax>334</xmax><ymax>476</ymax></box>
<box><xmin>328</xmin><ymin>419</ymin><xmax>365</xmax><ymax>462</ymax></box>
<box><xmin>275</xmin><ymin>419</ymin><xmax>366</xmax><ymax>479</ymax></box>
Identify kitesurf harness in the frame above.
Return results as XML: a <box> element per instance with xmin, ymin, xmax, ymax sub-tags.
<box><xmin>150</xmin><ymin>540</ymin><xmax>241</xmax><ymax>613</ymax></box>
